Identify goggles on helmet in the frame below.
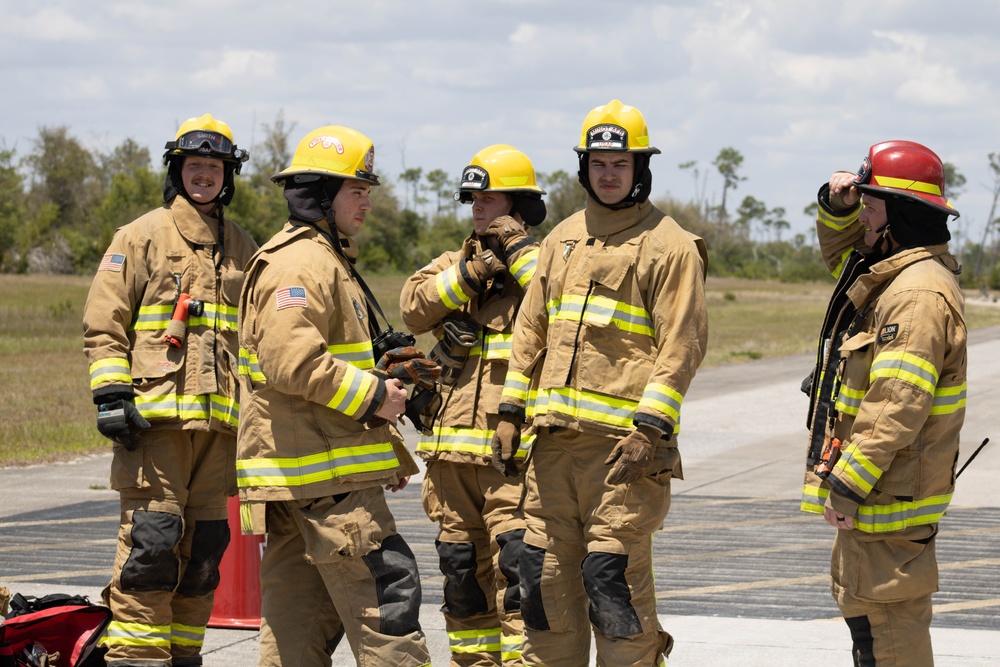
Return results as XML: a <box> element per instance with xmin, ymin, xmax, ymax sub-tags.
<box><xmin>165</xmin><ymin>130</ymin><xmax>247</xmax><ymax>162</ymax></box>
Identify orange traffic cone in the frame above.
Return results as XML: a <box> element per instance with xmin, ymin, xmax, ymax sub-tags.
<box><xmin>208</xmin><ymin>496</ymin><xmax>264</xmax><ymax>629</ymax></box>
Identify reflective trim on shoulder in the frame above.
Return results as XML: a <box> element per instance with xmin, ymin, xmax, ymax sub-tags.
<box><xmin>870</xmin><ymin>350</ymin><xmax>939</xmax><ymax>394</ymax></box>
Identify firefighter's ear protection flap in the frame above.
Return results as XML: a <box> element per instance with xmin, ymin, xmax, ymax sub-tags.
<box><xmin>163</xmin><ymin>159</ymin><xmax>183</xmax><ymax>204</ymax></box>
<box><xmin>512</xmin><ymin>195</ymin><xmax>547</xmax><ymax>227</ymax></box>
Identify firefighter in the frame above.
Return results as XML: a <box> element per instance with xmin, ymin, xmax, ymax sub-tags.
<box><xmin>83</xmin><ymin>113</ymin><xmax>257</xmax><ymax>665</ymax></box>
<box><xmin>237</xmin><ymin>125</ymin><xmax>435</xmax><ymax>667</ymax></box>
<box><xmin>801</xmin><ymin>141</ymin><xmax>966</xmax><ymax>667</ymax></box>
<box><xmin>491</xmin><ymin>100</ymin><xmax>709</xmax><ymax>666</ymax></box>
<box><xmin>400</xmin><ymin>144</ymin><xmax>546</xmax><ymax>665</ymax></box>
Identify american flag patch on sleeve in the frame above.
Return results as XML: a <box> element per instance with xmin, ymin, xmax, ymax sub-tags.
<box><xmin>276</xmin><ymin>286</ymin><xmax>308</xmax><ymax>311</ymax></box>
<box><xmin>98</xmin><ymin>253</ymin><xmax>126</xmax><ymax>272</ymax></box>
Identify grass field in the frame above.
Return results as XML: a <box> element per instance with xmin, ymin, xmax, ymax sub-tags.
<box><xmin>3</xmin><ymin>273</ymin><xmax>1000</xmax><ymax>467</ymax></box>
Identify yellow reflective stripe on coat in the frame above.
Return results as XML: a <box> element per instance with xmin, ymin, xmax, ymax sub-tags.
<box><xmin>548</xmin><ymin>294</ymin><xmax>654</xmax><ymax>337</ymax></box>
<box><xmin>468</xmin><ymin>333</ymin><xmax>513</xmax><ymax>360</ymax></box>
<box><xmin>239</xmin><ymin>348</ymin><xmax>266</xmax><ymax>383</ymax></box>
<box><xmin>416</xmin><ymin>426</ymin><xmax>533</xmax><ymax>458</ymax></box>
<box><xmin>436</xmin><ymin>264</ymin><xmax>477</xmax><ymax>310</ymax></box>
<box><xmin>501</xmin><ymin>631</ymin><xmax>523</xmax><ymax>662</ymax></box>
<box><xmin>510</xmin><ymin>248</ymin><xmax>538</xmax><ymax>288</ymax></box>
<box><xmin>930</xmin><ymin>383</ymin><xmax>966</xmax><ymax>415</ymax></box>
<box><xmin>832</xmin><ymin>442</ymin><xmax>882</xmax><ymax>495</ymax></box>
<box><xmin>102</xmin><ymin>620</ymin><xmax>171</xmax><ymax>647</ymax></box>
<box><xmin>134</xmin><ymin>393</ymin><xmax>240</xmax><ymax>428</ymax></box>
<box><xmin>189</xmin><ymin>302</ymin><xmax>239</xmax><ymax>331</ymax></box>
<box><xmin>835</xmin><ymin>385</ymin><xmax>865</xmax><ymax>416</ymax></box>
<box><xmin>638</xmin><ymin>383</ymin><xmax>683</xmax><ymax>424</ymax></box>
<box><xmin>448</xmin><ymin>627</ymin><xmax>501</xmax><ymax>654</ymax></box>
<box><xmin>171</xmin><ymin>621</ymin><xmax>205</xmax><ymax>647</ymax></box>
<box><xmin>870</xmin><ymin>350</ymin><xmax>938</xmax><ymax>394</ymax></box>
<box><xmin>532</xmin><ymin>387</ymin><xmax>636</xmax><ymax>429</ymax></box>
<box><xmin>853</xmin><ymin>493</ymin><xmax>952</xmax><ymax>533</ymax></box>
<box><xmin>800</xmin><ymin>483</ymin><xmax>828</xmax><ymax>514</ymax></box>
<box><xmin>131</xmin><ymin>302</ymin><xmax>235</xmax><ymax>331</ymax></box>
<box><xmin>236</xmin><ymin>443</ymin><xmax>400</xmax><ymax>487</ymax></box>
<box><xmin>831</xmin><ymin>248</ymin><xmax>853</xmax><ymax>280</ymax></box>
<box><xmin>328</xmin><ymin>341</ymin><xmax>375</xmax><ymax>370</ymax></box>
<box><xmin>327</xmin><ymin>364</ymin><xmax>374</xmax><ymax>417</ymax></box>
<box><xmin>502</xmin><ymin>371</ymin><xmax>531</xmax><ymax>402</ymax></box>
<box><xmin>817</xmin><ymin>206</ymin><xmax>856</xmax><ymax>232</ymax></box>
<box><xmin>89</xmin><ymin>357</ymin><xmax>132</xmax><ymax>388</ymax></box>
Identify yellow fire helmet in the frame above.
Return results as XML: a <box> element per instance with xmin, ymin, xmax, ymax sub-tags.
<box><xmin>573</xmin><ymin>99</ymin><xmax>660</xmax><ymax>155</ymax></box>
<box><xmin>272</xmin><ymin>126</ymin><xmax>380</xmax><ymax>186</ymax></box>
<box><xmin>455</xmin><ymin>144</ymin><xmax>546</xmax><ymax>204</ymax></box>
<box><xmin>162</xmin><ymin>113</ymin><xmax>249</xmax><ymax>173</ymax></box>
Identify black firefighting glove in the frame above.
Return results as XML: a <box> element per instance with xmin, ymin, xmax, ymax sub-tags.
<box><xmin>491</xmin><ymin>409</ymin><xmax>523</xmax><ymax>478</ymax></box>
<box><xmin>376</xmin><ymin>346</ymin><xmax>441</xmax><ymax>390</ymax></box>
<box><xmin>604</xmin><ymin>424</ymin><xmax>662</xmax><ymax>486</ymax></box>
<box><xmin>478</xmin><ymin>215</ymin><xmax>534</xmax><ymax>265</ymax></box>
<box><xmin>466</xmin><ymin>249</ymin><xmax>504</xmax><ymax>289</ymax></box>
<box><xmin>95</xmin><ymin>392</ymin><xmax>150</xmax><ymax>451</ymax></box>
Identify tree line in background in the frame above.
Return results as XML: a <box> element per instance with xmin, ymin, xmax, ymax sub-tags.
<box><xmin>3</xmin><ymin>112</ymin><xmax>1000</xmax><ymax>289</ymax></box>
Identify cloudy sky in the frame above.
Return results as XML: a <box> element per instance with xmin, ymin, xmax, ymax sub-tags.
<box><xmin>4</xmin><ymin>0</ymin><xmax>1000</xmax><ymax>240</ymax></box>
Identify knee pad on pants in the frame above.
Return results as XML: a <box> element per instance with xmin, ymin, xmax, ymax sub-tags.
<box><xmin>363</xmin><ymin>533</ymin><xmax>423</xmax><ymax>636</ymax></box>
<box><xmin>177</xmin><ymin>519</ymin><xmax>231</xmax><ymax>597</ymax></box>
<box><xmin>436</xmin><ymin>539</ymin><xmax>489</xmax><ymax>618</ymax></box>
<box><xmin>582</xmin><ymin>552</ymin><xmax>642</xmax><ymax>638</ymax></box>
<box><xmin>845</xmin><ymin>616</ymin><xmax>876</xmax><ymax>667</ymax></box>
<box><xmin>121</xmin><ymin>510</ymin><xmax>183</xmax><ymax>591</ymax></box>
<box><xmin>496</xmin><ymin>529</ymin><xmax>525</xmax><ymax>613</ymax></box>
<box><xmin>519</xmin><ymin>543</ymin><xmax>549</xmax><ymax>631</ymax></box>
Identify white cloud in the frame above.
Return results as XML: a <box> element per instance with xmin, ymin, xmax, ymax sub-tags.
<box><xmin>190</xmin><ymin>50</ymin><xmax>277</xmax><ymax>88</ymax></box>
<box><xmin>1</xmin><ymin>7</ymin><xmax>97</xmax><ymax>41</ymax></box>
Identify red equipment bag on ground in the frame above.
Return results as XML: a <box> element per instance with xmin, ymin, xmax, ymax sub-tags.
<box><xmin>0</xmin><ymin>593</ymin><xmax>111</xmax><ymax>667</ymax></box>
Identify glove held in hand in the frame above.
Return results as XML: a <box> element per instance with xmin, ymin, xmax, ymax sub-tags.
<box><xmin>97</xmin><ymin>399</ymin><xmax>150</xmax><ymax>450</ymax></box>
<box><xmin>491</xmin><ymin>415</ymin><xmax>522</xmax><ymax>478</ymax></box>
<box><xmin>604</xmin><ymin>425</ymin><xmax>660</xmax><ymax>485</ymax></box>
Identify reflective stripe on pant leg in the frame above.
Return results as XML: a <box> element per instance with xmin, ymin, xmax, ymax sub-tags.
<box><xmin>363</xmin><ymin>533</ymin><xmax>423</xmax><ymax>636</ymax></box>
<box><xmin>519</xmin><ymin>542</ymin><xmax>548</xmax><ymax>631</ymax></box>
<box><xmin>436</xmin><ymin>539</ymin><xmax>490</xmax><ymax>618</ymax></box>
<box><xmin>581</xmin><ymin>552</ymin><xmax>642</xmax><ymax>637</ymax></box>
<box><xmin>176</xmin><ymin>519</ymin><xmax>230</xmax><ymax>597</ymax></box>
<box><xmin>845</xmin><ymin>616</ymin><xmax>876</xmax><ymax>667</ymax></box>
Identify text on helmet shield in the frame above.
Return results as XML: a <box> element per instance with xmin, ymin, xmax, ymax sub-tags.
<box><xmin>461</xmin><ymin>165</ymin><xmax>488</xmax><ymax>190</ymax></box>
<box><xmin>587</xmin><ymin>124</ymin><xmax>627</xmax><ymax>150</ymax></box>
<box><xmin>309</xmin><ymin>136</ymin><xmax>345</xmax><ymax>153</ymax></box>
<box><xmin>365</xmin><ymin>146</ymin><xmax>375</xmax><ymax>173</ymax></box>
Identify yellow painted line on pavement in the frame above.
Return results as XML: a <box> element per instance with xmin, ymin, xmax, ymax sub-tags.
<box><xmin>0</xmin><ymin>538</ymin><xmax>116</xmax><ymax>554</ymax></box>
<box><xmin>0</xmin><ymin>515</ymin><xmax>117</xmax><ymax>529</ymax></box>
<box><xmin>1</xmin><ymin>568</ymin><xmax>111</xmax><ymax>583</ymax></box>
<box><xmin>933</xmin><ymin>598</ymin><xmax>1000</xmax><ymax>614</ymax></box>
<box><xmin>659</xmin><ymin>557</ymin><xmax>1000</xmax><ymax>601</ymax></box>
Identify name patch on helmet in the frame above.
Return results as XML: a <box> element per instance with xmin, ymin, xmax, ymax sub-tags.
<box><xmin>587</xmin><ymin>124</ymin><xmax>627</xmax><ymax>150</ymax></box>
<box><xmin>309</xmin><ymin>136</ymin><xmax>345</xmax><ymax>153</ymax></box>
<box><xmin>461</xmin><ymin>165</ymin><xmax>488</xmax><ymax>191</ymax></box>
<box><xmin>879</xmin><ymin>323</ymin><xmax>899</xmax><ymax>344</ymax></box>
